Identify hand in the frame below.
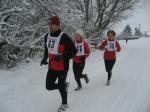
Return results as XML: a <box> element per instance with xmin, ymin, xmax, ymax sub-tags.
<box><xmin>99</xmin><ymin>47</ymin><xmax>105</xmax><ymax>51</ymax></box>
<box><xmin>96</xmin><ymin>46</ymin><xmax>105</xmax><ymax>50</ymax></box>
<box><xmin>40</xmin><ymin>59</ymin><xmax>48</xmax><ymax>66</ymax></box>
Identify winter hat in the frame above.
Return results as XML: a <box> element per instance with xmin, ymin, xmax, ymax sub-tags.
<box><xmin>75</xmin><ymin>29</ymin><xmax>84</xmax><ymax>37</ymax></box>
<box><xmin>48</xmin><ymin>16</ymin><xmax>60</xmax><ymax>26</ymax></box>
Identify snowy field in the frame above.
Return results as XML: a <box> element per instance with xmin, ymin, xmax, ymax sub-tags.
<box><xmin>0</xmin><ymin>38</ymin><xmax>150</xmax><ymax>112</ymax></box>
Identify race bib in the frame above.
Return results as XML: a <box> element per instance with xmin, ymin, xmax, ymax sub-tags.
<box><xmin>75</xmin><ymin>42</ymin><xmax>85</xmax><ymax>56</ymax></box>
<box><xmin>106</xmin><ymin>40</ymin><xmax>116</xmax><ymax>51</ymax></box>
<box><xmin>46</xmin><ymin>32</ymin><xmax>63</xmax><ymax>54</ymax></box>
<box><xmin>47</xmin><ymin>39</ymin><xmax>56</xmax><ymax>49</ymax></box>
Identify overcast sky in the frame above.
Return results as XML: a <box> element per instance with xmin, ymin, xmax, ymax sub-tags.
<box><xmin>114</xmin><ymin>0</ymin><xmax>150</xmax><ymax>34</ymax></box>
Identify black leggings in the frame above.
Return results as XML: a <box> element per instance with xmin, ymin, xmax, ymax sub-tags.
<box><xmin>46</xmin><ymin>69</ymin><xmax>68</xmax><ymax>104</ymax></box>
<box><xmin>73</xmin><ymin>62</ymin><xmax>86</xmax><ymax>87</ymax></box>
<box><xmin>104</xmin><ymin>59</ymin><xmax>116</xmax><ymax>81</ymax></box>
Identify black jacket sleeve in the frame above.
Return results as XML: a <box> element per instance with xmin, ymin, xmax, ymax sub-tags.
<box><xmin>42</xmin><ymin>33</ymin><xmax>48</xmax><ymax>61</ymax></box>
<box><xmin>61</xmin><ymin>34</ymin><xmax>77</xmax><ymax>60</ymax></box>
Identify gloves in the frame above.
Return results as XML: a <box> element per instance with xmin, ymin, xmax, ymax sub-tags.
<box><xmin>80</xmin><ymin>56</ymin><xmax>86</xmax><ymax>62</ymax></box>
<box><xmin>40</xmin><ymin>59</ymin><xmax>48</xmax><ymax>66</ymax></box>
<box><xmin>53</xmin><ymin>55</ymin><xmax>63</xmax><ymax>62</ymax></box>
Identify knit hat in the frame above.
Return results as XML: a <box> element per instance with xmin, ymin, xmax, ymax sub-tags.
<box><xmin>48</xmin><ymin>16</ymin><xmax>60</xmax><ymax>26</ymax></box>
<box><xmin>75</xmin><ymin>29</ymin><xmax>84</xmax><ymax>37</ymax></box>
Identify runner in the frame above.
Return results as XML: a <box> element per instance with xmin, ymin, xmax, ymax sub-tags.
<box><xmin>40</xmin><ymin>16</ymin><xmax>77</xmax><ymax>112</ymax></box>
<box><xmin>73</xmin><ymin>29</ymin><xmax>90</xmax><ymax>91</ymax></box>
<box><xmin>98</xmin><ymin>30</ymin><xmax>121</xmax><ymax>86</ymax></box>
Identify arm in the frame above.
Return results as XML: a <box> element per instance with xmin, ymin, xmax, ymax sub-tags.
<box><xmin>63</xmin><ymin>34</ymin><xmax>77</xmax><ymax>60</ymax></box>
<box><xmin>41</xmin><ymin>33</ymin><xmax>48</xmax><ymax>66</ymax></box>
<box><xmin>84</xmin><ymin>41</ymin><xmax>91</xmax><ymax>58</ymax></box>
<box><xmin>98</xmin><ymin>40</ymin><xmax>107</xmax><ymax>50</ymax></box>
<box><xmin>116</xmin><ymin>41</ymin><xmax>121</xmax><ymax>52</ymax></box>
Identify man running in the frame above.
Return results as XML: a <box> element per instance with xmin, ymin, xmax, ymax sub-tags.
<box><xmin>41</xmin><ymin>16</ymin><xmax>77</xmax><ymax>112</ymax></box>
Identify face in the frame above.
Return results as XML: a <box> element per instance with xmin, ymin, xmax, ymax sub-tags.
<box><xmin>75</xmin><ymin>34</ymin><xmax>82</xmax><ymax>41</ymax></box>
<box><xmin>48</xmin><ymin>23</ymin><xmax>59</xmax><ymax>32</ymax></box>
<box><xmin>107</xmin><ymin>33</ymin><xmax>114</xmax><ymax>40</ymax></box>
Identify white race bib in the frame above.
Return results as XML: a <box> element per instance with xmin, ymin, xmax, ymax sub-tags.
<box><xmin>106</xmin><ymin>40</ymin><xmax>116</xmax><ymax>51</ymax></box>
<box><xmin>75</xmin><ymin>41</ymin><xmax>85</xmax><ymax>56</ymax></box>
<box><xmin>46</xmin><ymin>32</ymin><xmax>63</xmax><ymax>54</ymax></box>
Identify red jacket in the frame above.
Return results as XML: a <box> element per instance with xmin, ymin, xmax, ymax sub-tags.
<box><xmin>48</xmin><ymin>44</ymin><xmax>65</xmax><ymax>71</ymax></box>
<box><xmin>73</xmin><ymin>40</ymin><xmax>90</xmax><ymax>63</ymax></box>
<box><xmin>99</xmin><ymin>39</ymin><xmax>121</xmax><ymax>60</ymax></box>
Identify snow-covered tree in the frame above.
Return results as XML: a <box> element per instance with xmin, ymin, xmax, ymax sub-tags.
<box><xmin>0</xmin><ymin>0</ymin><xmax>140</xmax><ymax>68</ymax></box>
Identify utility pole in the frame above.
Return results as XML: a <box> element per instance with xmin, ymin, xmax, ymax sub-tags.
<box><xmin>139</xmin><ymin>24</ymin><xmax>141</xmax><ymax>36</ymax></box>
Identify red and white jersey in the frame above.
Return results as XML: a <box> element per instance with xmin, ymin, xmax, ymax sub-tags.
<box><xmin>99</xmin><ymin>39</ymin><xmax>121</xmax><ymax>60</ymax></box>
<box><xmin>75</xmin><ymin>40</ymin><xmax>85</xmax><ymax>56</ymax></box>
<box><xmin>46</xmin><ymin>32</ymin><xmax>63</xmax><ymax>55</ymax></box>
<box><xmin>73</xmin><ymin>40</ymin><xmax>91</xmax><ymax>63</ymax></box>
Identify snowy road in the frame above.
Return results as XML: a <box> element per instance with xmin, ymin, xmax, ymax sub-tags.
<box><xmin>0</xmin><ymin>38</ymin><xmax>150</xmax><ymax>112</ymax></box>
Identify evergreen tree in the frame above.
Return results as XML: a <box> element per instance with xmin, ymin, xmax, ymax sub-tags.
<box><xmin>123</xmin><ymin>24</ymin><xmax>132</xmax><ymax>36</ymax></box>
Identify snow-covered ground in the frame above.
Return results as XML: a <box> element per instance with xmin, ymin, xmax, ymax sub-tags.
<box><xmin>0</xmin><ymin>38</ymin><xmax>150</xmax><ymax>112</ymax></box>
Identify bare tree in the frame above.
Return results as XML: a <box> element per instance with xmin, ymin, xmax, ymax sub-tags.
<box><xmin>73</xmin><ymin>0</ymin><xmax>139</xmax><ymax>38</ymax></box>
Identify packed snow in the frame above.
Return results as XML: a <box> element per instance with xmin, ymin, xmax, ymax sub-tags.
<box><xmin>0</xmin><ymin>38</ymin><xmax>150</xmax><ymax>112</ymax></box>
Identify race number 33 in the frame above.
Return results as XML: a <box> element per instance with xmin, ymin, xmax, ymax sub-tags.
<box><xmin>48</xmin><ymin>40</ymin><xmax>55</xmax><ymax>48</ymax></box>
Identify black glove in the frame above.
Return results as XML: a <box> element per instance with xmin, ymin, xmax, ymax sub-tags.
<box><xmin>80</xmin><ymin>56</ymin><xmax>86</xmax><ymax>62</ymax></box>
<box><xmin>53</xmin><ymin>55</ymin><xmax>63</xmax><ymax>62</ymax></box>
<box><xmin>40</xmin><ymin>59</ymin><xmax>48</xmax><ymax>66</ymax></box>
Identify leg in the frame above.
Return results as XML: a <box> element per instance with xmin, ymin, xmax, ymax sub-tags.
<box><xmin>46</xmin><ymin>69</ymin><xmax>58</xmax><ymax>90</ymax></box>
<box><xmin>109</xmin><ymin>60</ymin><xmax>116</xmax><ymax>71</ymax></box>
<box><xmin>104</xmin><ymin>60</ymin><xmax>112</xmax><ymax>81</ymax></box>
<box><xmin>104</xmin><ymin>60</ymin><xmax>116</xmax><ymax>81</ymax></box>
<box><xmin>80</xmin><ymin>62</ymin><xmax>89</xmax><ymax>84</ymax></box>
<box><xmin>80</xmin><ymin>62</ymin><xmax>86</xmax><ymax>78</ymax></box>
<box><xmin>108</xmin><ymin>71</ymin><xmax>112</xmax><ymax>81</ymax></box>
<box><xmin>108</xmin><ymin>59</ymin><xmax>116</xmax><ymax>80</ymax></box>
<box><xmin>64</xmin><ymin>70</ymin><xmax>68</xmax><ymax>82</ymax></box>
<box><xmin>58</xmin><ymin>71</ymin><xmax>68</xmax><ymax>104</ymax></box>
<box><xmin>73</xmin><ymin>63</ymin><xmax>82</xmax><ymax>88</ymax></box>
